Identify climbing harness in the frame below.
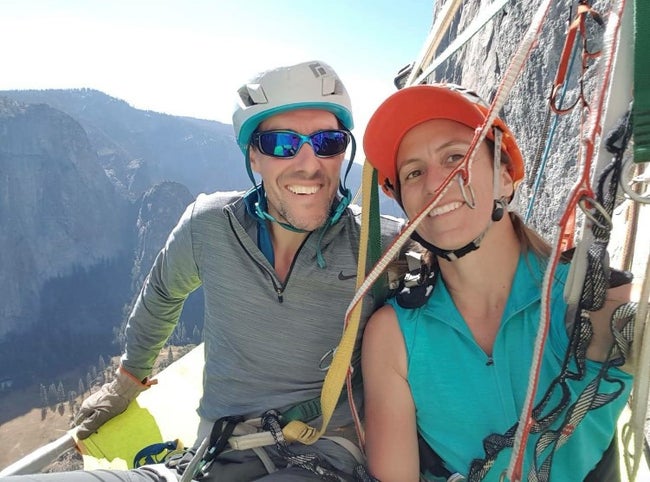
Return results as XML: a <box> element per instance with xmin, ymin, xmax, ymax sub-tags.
<box><xmin>261</xmin><ymin>410</ymin><xmax>347</xmax><ymax>481</ymax></box>
<box><xmin>162</xmin><ymin>407</ymin><xmax>362</xmax><ymax>481</ymax></box>
<box><xmin>161</xmin><ymin>142</ymin><xmax>387</xmax><ymax>482</ymax></box>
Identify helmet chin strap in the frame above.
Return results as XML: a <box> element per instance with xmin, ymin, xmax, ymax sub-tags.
<box><xmin>412</xmin><ymin>129</ymin><xmax>508</xmax><ymax>262</ymax></box>
<box><xmin>250</xmin><ymin>186</ymin><xmax>305</xmax><ymax>233</ymax></box>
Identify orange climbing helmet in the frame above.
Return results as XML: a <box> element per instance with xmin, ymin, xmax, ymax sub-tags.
<box><xmin>363</xmin><ymin>83</ymin><xmax>524</xmax><ymax>198</ymax></box>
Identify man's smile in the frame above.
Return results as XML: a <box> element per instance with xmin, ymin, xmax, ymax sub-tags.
<box><xmin>287</xmin><ymin>184</ymin><xmax>322</xmax><ymax>195</ymax></box>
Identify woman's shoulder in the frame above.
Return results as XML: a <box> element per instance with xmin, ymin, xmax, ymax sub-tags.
<box><xmin>363</xmin><ymin>304</ymin><xmax>408</xmax><ymax>378</ymax></box>
<box><xmin>366</xmin><ymin>304</ymin><xmax>400</xmax><ymax>336</ymax></box>
<box><xmin>364</xmin><ymin>305</ymin><xmax>404</xmax><ymax>352</ymax></box>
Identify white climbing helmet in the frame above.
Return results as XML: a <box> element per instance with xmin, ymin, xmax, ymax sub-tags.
<box><xmin>232</xmin><ymin>60</ymin><xmax>354</xmax><ymax>153</ymax></box>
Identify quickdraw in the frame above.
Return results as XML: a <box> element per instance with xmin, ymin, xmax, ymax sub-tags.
<box><xmin>549</xmin><ymin>0</ymin><xmax>603</xmax><ymax>115</ymax></box>
<box><xmin>525</xmin><ymin>1</ymin><xmax>604</xmax><ymax>224</ymax></box>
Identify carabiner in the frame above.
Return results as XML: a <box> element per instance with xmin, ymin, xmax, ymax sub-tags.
<box><xmin>318</xmin><ymin>347</ymin><xmax>336</xmax><ymax>371</ymax></box>
<box><xmin>457</xmin><ymin>172</ymin><xmax>477</xmax><ymax>209</ymax></box>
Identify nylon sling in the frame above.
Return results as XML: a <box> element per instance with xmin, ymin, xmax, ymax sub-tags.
<box><xmin>281</xmin><ymin>158</ymin><xmax>384</xmax><ymax>446</ymax></box>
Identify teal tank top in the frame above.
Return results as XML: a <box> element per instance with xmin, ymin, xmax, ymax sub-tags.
<box><xmin>389</xmin><ymin>252</ymin><xmax>632</xmax><ymax>481</ymax></box>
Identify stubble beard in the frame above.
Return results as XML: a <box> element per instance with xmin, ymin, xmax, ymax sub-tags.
<box><xmin>278</xmin><ymin>201</ymin><xmax>331</xmax><ymax>231</ymax></box>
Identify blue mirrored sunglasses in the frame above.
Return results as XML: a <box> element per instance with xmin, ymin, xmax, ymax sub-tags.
<box><xmin>251</xmin><ymin>129</ymin><xmax>351</xmax><ymax>159</ymax></box>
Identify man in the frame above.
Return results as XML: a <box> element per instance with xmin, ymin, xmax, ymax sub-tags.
<box><xmin>3</xmin><ymin>60</ymin><xmax>402</xmax><ymax>482</ymax></box>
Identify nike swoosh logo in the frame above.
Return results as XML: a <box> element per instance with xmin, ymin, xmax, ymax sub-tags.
<box><xmin>338</xmin><ymin>271</ymin><xmax>356</xmax><ymax>281</ymax></box>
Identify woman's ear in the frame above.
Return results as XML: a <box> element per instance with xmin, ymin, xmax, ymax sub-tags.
<box><xmin>500</xmin><ymin>165</ymin><xmax>515</xmax><ymax>200</ymax></box>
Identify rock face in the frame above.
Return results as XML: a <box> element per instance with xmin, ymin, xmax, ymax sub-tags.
<box><xmin>131</xmin><ymin>181</ymin><xmax>195</xmax><ymax>293</ymax></box>
<box><xmin>0</xmin><ymin>97</ymin><xmax>128</xmax><ymax>338</ymax></box>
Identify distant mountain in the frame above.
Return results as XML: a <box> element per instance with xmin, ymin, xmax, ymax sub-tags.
<box><xmin>0</xmin><ymin>89</ymin><xmax>244</xmax><ymax>199</ymax></box>
<box><xmin>0</xmin><ymin>88</ymin><xmax>402</xmax><ymax>214</ymax></box>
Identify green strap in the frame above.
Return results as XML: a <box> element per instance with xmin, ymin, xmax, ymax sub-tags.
<box><xmin>633</xmin><ymin>0</ymin><xmax>650</xmax><ymax>162</ymax></box>
<box><xmin>280</xmin><ymin>397</ymin><xmax>322</xmax><ymax>425</ymax></box>
<box><xmin>280</xmin><ymin>365</ymin><xmax>362</xmax><ymax>425</ymax></box>
<box><xmin>368</xmin><ymin>168</ymin><xmax>385</xmax><ymax>300</ymax></box>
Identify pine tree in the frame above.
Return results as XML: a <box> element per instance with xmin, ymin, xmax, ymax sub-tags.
<box><xmin>40</xmin><ymin>383</ymin><xmax>49</xmax><ymax>407</ymax></box>
<box><xmin>48</xmin><ymin>383</ymin><xmax>57</xmax><ymax>403</ymax></box>
<box><xmin>57</xmin><ymin>381</ymin><xmax>65</xmax><ymax>402</ymax></box>
<box><xmin>48</xmin><ymin>383</ymin><xmax>58</xmax><ymax>411</ymax></box>
<box><xmin>78</xmin><ymin>378</ymin><xmax>85</xmax><ymax>396</ymax></box>
<box><xmin>167</xmin><ymin>346</ymin><xmax>174</xmax><ymax>365</ymax></box>
<box><xmin>68</xmin><ymin>390</ymin><xmax>77</xmax><ymax>412</ymax></box>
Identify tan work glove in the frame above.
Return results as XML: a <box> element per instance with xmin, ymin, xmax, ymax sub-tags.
<box><xmin>74</xmin><ymin>365</ymin><xmax>156</xmax><ymax>439</ymax></box>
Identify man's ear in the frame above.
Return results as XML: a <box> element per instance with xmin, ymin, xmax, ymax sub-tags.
<box><xmin>249</xmin><ymin>148</ymin><xmax>261</xmax><ymax>174</ymax></box>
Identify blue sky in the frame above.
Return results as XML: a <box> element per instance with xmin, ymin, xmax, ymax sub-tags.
<box><xmin>0</xmin><ymin>0</ymin><xmax>434</xmax><ymax>155</ymax></box>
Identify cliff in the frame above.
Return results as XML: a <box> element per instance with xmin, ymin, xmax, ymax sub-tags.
<box><xmin>0</xmin><ymin>97</ymin><xmax>129</xmax><ymax>338</ymax></box>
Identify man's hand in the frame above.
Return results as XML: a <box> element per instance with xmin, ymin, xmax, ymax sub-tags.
<box><xmin>73</xmin><ymin>365</ymin><xmax>156</xmax><ymax>439</ymax></box>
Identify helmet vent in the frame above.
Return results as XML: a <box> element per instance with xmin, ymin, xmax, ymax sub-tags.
<box><xmin>321</xmin><ymin>76</ymin><xmax>337</xmax><ymax>96</ymax></box>
<box><xmin>238</xmin><ymin>83</ymin><xmax>268</xmax><ymax>106</ymax></box>
<box><xmin>307</xmin><ymin>61</ymin><xmax>328</xmax><ymax>77</ymax></box>
<box><xmin>333</xmin><ymin>79</ymin><xmax>346</xmax><ymax>96</ymax></box>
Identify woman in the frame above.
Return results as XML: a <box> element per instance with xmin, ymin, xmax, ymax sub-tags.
<box><xmin>361</xmin><ymin>84</ymin><xmax>634</xmax><ymax>482</ymax></box>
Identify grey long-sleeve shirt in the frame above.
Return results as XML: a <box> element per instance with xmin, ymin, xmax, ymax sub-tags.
<box><xmin>121</xmin><ymin>191</ymin><xmax>403</xmax><ymax>429</ymax></box>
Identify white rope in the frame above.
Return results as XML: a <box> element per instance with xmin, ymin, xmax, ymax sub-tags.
<box><xmin>490</xmin><ymin>0</ymin><xmax>566</xmax><ymax>479</ymax></box>
<box><xmin>622</xmin><ymin>237</ymin><xmax>650</xmax><ymax>480</ymax></box>
<box><xmin>405</xmin><ymin>0</ymin><xmax>463</xmax><ymax>86</ymax></box>
<box><xmin>509</xmin><ymin>0</ymin><xmax>630</xmax><ymax>480</ymax></box>
<box><xmin>414</xmin><ymin>0</ymin><xmax>511</xmax><ymax>85</ymax></box>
